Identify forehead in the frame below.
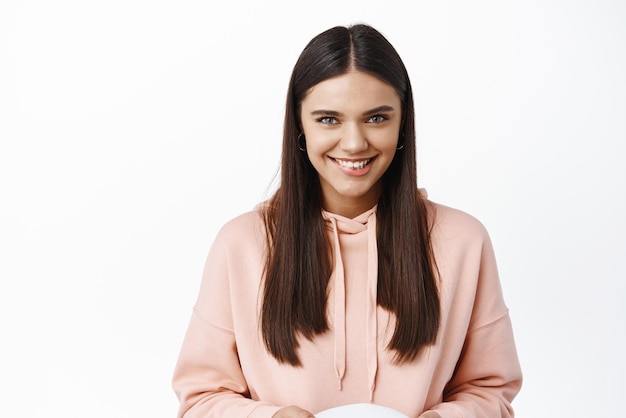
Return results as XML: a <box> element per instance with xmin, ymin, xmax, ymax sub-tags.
<box><xmin>301</xmin><ymin>71</ymin><xmax>401</xmax><ymax>111</ymax></box>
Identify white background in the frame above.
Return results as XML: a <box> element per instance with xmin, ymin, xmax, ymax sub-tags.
<box><xmin>1</xmin><ymin>0</ymin><xmax>624</xmax><ymax>416</ymax></box>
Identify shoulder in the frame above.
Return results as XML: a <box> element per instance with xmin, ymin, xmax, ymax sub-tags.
<box><xmin>427</xmin><ymin>200</ymin><xmax>489</xmax><ymax>241</ymax></box>
<box><xmin>212</xmin><ymin>204</ymin><xmax>268</xmax><ymax>248</ymax></box>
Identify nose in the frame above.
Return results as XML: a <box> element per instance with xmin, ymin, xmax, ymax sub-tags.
<box><xmin>340</xmin><ymin>123</ymin><xmax>368</xmax><ymax>153</ymax></box>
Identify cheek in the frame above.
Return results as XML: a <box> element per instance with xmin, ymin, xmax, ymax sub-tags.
<box><xmin>371</xmin><ymin>131</ymin><xmax>400</xmax><ymax>153</ymax></box>
<box><xmin>304</xmin><ymin>132</ymin><xmax>337</xmax><ymax>154</ymax></box>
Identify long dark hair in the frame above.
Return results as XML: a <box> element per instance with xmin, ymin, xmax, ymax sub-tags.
<box><xmin>261</xmin><ymin>24</ymin><xmax>439</xmax><ymax>366</ymax></box>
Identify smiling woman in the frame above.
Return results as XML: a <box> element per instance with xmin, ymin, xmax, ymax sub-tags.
<box><xmin>172</xmin><ymin>24</ymin><xmax>522</xmax><ymax>418</ymax></box>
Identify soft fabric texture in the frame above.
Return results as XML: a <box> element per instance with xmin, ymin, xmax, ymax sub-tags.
<box><xmin>172</xmin><ymin>198</ymin><xmax>522</xmax><ymax>418</ymax></box>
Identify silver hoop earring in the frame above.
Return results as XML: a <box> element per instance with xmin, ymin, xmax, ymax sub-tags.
<box><xmin>397</xmin><ymin>132</ymin><xmax>405</xmax><ymax>150</ymax></box>
<box><xmin>298</xmin><ymin>133</ymin><xmax>306</xmax><ymax>152</ymax></box>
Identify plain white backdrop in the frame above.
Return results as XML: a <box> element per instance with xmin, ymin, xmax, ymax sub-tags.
<box><xmin>1</xmin><ymin>0</ymin><xmax>624</xmax><ymax>416</ymax></box>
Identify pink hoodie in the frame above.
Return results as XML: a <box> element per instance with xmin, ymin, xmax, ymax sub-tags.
<box><xmin>172</xmin><ymin>199</ymin><xmax>522</xmax><ymax>418</ymax></box>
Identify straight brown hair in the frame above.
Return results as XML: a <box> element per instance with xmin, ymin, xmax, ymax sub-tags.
<box><xmin>261</xmin><ymin>24</ymin><xmax>439</xmax><ymax>366</ymax></box>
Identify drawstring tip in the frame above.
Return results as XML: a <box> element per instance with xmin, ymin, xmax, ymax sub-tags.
<box><xmin>337</xmin><ymin>380</ymin><xmax>342</xmax><ymax>391</ymax></box>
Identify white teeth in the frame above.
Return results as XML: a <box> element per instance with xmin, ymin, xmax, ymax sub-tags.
<box><xmin>336</xmin><ymin>158</ymin><xmax>371</xmax><ymax>170</ymax></box>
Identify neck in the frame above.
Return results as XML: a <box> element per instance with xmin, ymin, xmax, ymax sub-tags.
<box><xmin>321</xmin><ymin>183</ymin><xmax>382</xmax><ymax>218</ymax></box>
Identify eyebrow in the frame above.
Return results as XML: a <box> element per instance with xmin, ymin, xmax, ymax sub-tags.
<box><xmin>310</xmin><ymin>105</ymin><xmax>396</xmax><ymax>117</ymax></box>
<box><xmin>363</xmin><ymin>105</ymin><xmax>395</xmax><ymax>116</ymax></box>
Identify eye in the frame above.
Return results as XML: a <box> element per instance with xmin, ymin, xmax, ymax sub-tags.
<box><xmin>317</xmin><ymin>116</ymin><xmax>338</xmax><ymax>125</ymax></box>
<box><xmin>367</xmin><ymin>114</ymin><xmax>388</xmax><ymax>124</ymax></box>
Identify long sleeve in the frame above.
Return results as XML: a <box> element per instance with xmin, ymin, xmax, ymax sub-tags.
<box><xmin>432</xmin><ymin>314</ymin><xmax>521</xmax><ymax>418</ymax></box>
<box><xmin>171</xmin><ymin>215</ymin><xmax>282</xmax><ymax>418</ymax></box>
<box><xmin>428</xmin><ymin>216</ymin><xmax>522</xmax><ymax>418</ymax></box>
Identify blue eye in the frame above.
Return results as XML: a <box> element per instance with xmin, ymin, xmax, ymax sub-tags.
<box><xmin>367</xmin><ymin>115</ymin><xmax>388</xmax><ymax>123</ymax></box>
<box><xmin>318</xmin><ymin>116</ymin><xmax>338</xmax><ymax>125</ymax></box>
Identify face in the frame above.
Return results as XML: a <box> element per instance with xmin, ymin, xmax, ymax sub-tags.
<box><xmin>300</xmin><ymin>71</ymin><xmax>402</xmax><ymax>218</ymax></box>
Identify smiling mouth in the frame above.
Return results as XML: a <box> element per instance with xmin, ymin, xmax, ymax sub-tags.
<box><xmin>333</xmin><ymin>157</ymin><xmax>374</xmax><ymax>170</ymax></box>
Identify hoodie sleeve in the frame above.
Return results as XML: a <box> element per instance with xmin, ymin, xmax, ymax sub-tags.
<box><xmin>430</xmin><ymin>226</ymin><xmax>523</xmax><ymax>418</ymax></box>
<box><xmin>171</xmin><ymin>224</ymin><xmax>282</xmax><ymax>418</ymax></box>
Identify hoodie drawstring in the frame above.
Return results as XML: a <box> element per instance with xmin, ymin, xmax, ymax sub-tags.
<box><xmin>366</xmin><ymin>212</ymin><xmax>378</xmax><ymax>400</ymax></box>
<box><xmin>329</xmin><ymin>217</ymin><xmax>346</xmax><ymax>390</ymax></box>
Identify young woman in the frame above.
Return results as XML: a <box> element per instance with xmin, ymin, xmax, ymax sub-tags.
<box><xmin>172</xmin><ymin>24</ymin><xmax>522</xmax><ymax>418</ymax></box>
